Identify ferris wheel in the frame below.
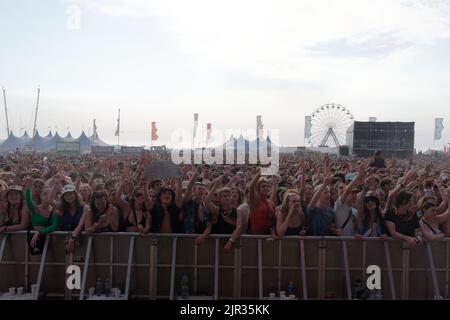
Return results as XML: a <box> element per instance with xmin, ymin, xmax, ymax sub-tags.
<box><xmin>307</xmin><ymin>103</ymin><xmax>354</xmax><ymax>147</ymax></box>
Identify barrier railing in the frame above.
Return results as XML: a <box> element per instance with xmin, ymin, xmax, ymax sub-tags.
<box><xmin>0</xmin><ymin>231</ymin><xmax>449</xmax><ymax>300</ymax></box>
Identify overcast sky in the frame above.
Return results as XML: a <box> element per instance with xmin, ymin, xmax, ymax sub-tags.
<box><xmin>1</xmin><ymin>0</ymin><xmax>450</xmax><ymax>150</ymax></box>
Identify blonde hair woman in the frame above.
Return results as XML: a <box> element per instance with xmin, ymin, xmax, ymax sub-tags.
<box><xmin>276</xmin><ymin>191</ymin><xmax>306</xmax><ymax>237</ymax></box>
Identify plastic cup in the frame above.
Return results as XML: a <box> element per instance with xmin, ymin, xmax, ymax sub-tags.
<box><xmin>269</xmin><ymin>293</ymin><xmax>276</xmax><ymax>300</ymax></box>
<box><xmin>9</xmin><ymin>287</ymin><xmax>16</xmax><ymax>295</ymax></box>
<box><xmin>115</xmin><ymin>289</ymin><xmax>121</xmax><ymax>298</ymax></box>
<box><xmin>17</xmin><ymin>287</ymin><xmax>24</xmax><ymax>295</ymax></box>
<box><xmin>31</xmin><ymin>284</ymin><xmax>38</xmax><ymax>296</ymax></box>
<box><xmin>88</xmin><ymin>287</ymin><xmax>95</xmax><ymax>297</ymax></box>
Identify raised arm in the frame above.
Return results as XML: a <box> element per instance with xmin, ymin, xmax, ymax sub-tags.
<box><xmin>341</xmin><ymin>163</ymin><xmax>366</xmax><ymax>203</ymax></box>
<box><xmin>115</xmin><ymin>179</ymin><xmax>132</xmax><ymax>214</ymax></box>
<box><xmin>276</xmin><ymin>207</ymin><xmax>293</xmax><ymax>237</ymax></box>
<box><xmin>436</xmin><ymin>188</ymin><xmax>450</xmax><ymax>224</ymax></box>
<box><xmin>174</xmin><ymin>177</ymin><xmax>183</xmax><ymax>209</ymax></box>
<box><xmin>49</xmin><ymin>175</ymin><xmax>63</xmax><ymax>210</ymax></box>
<box><xmin>355</xmin><ymin>190</ymin><xmax>365</xmax><ymax>220</ymax></box>
<box><xmin>204</xmin><ymin>181</ymin><xmax>220</xmax><ymax>219</ymax></box>
<box><xmin>141</xmin><ymin>180</ymin><xmax>153</xmax><ymax>211</ymax></box>
<box><xmin>24</xmin><ymin>178</ymin><xmax>37</xmax><ymax>215</ymax></box>
<box><xmin>298</xmin><ymin>161</ymin><xmax>309</xmax><ymax>197</ymax></box>
<box><xmin>308</xmin><ymin>175</ymin><xmax>331</xmax><ymax>210</ymax></box>
<box><xmin>182</xmin><ymin>171</ymin><xmax>198</xmax><ymax>204</ymax></box>
<box><xmin>386</xmin><ymin>171</ymin><xmax>417</xmax><ymax>209</ymax></box>
<box><xmin>270</xmin><ymin>175</ymin><xmax>280</xmax><ymax>204</ymax></box>
<box><xmin>249</xmin><ymin>171</ymin><xmax>262</xmax><ymax>210</ymax></box>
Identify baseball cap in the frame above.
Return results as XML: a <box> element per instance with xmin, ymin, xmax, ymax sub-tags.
<box><xmin>8</xmin><ymin>185</ymin><xmax>23</xmax><ymax>192</ymax></box>
<box><xmin>61</xmin><ymin>184</ymin><xmax>76</xmax><ymax>195</ymax></box>
<box><xmin>158</xmin><ymin>187</ymin><xmax>175</xmax><ymax>200</ymax></box>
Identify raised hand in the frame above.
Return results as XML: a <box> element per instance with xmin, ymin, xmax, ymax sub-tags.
<box><xmin>24</xmin><ymin>176</ymin><xmax>33</xmax><ymax>189</ymax></box>
<box><xmin>323</xmin><ymin>174</ymin><xmax>332</xmax><ymax>186</ymax></box>
<box><xmin>404</xmin><ymin>170</ymin><xmax>418</xmax><ymax>185</ymax></box>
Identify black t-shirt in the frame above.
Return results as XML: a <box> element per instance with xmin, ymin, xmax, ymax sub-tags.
<box><xmin>384</xmin><ymin>208</ymin><xmax>420</xmax><ymax>237</ymax></box>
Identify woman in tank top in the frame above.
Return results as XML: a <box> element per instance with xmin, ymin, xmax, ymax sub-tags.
<box><xmin>248</xmin><ymin>171</ymin><xmax>276</xmax><ymax>237</ymax></box>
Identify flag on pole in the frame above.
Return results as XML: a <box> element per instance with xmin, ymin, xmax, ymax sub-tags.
<box><xmin>151</xmin><ymin>121</ymin><xmax>159</xmax><ymax>141</ymax></box>
<box><xmin>92</xmin><ymin>119</ymin><xmax>98</xmax><ymax>140</ymax></box>
<box><xmin>115</xmin><ymin>109</ymin><xmax>120</xmax><ymax>137</ymax></box>
<box><xmin>257</xmin><ymin>115</ymin><xmax>264</xmax><ymax>140</ymax></box>
<box><xmin>304</xmin><ymin>116</ymin><xmax>312</xmax><ymax>139</ymax></box>
<box><xmin>435</xmin><ymin>118</ymin><xmax>444</xmax><ymax>140</ymax></box>
<box><xmin>193</xmin><ymin>113</ymin><xmax>199</xmax><ymax>138</ymax></box>
<box><xmin>369</xmin><ymin>117</ymin><xmax>377</xmax><ymax>122</ymax></box>
<box><xmin>206</xmin><ymin>123</ymin><xmax>212</xmax><ymax>144</ymax></box>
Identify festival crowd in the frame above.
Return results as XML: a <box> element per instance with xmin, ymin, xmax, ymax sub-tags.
<box><xmin>0</xmin><ymin>150</ymin><xmax>449</xmax><ymax>255</ymax></box>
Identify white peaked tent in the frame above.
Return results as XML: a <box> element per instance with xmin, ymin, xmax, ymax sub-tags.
<box><xmin>0</xmin><ymin>129</ymin><xmax>111</xmax><ymax>153</ymax></box>
<box><xmin>19</xmin><ymin>131</ymin><xmax>32</xmax><ymax>148</ymax></box>
<box><xmin>0</xmin><ymin>132</ymin><xmax>23</xmax><ymax>152</ymax></box>
<box><xmin>90</xmin><ymin>134</ymin><xmax>109</xmax><ymax>147</ymax></box>
<box><xmin>64</xmin><ymin>132</ymin><xmax>75</xmax><ymax>141</ymax></box>
<box><xmin>75</xmin><ymin>131</ymin><xmax>94</xmax><ymax>152</ymax></box>
<box><xmin>44</xmin><ymin>131</ymin><xmax>66</xmax><ymax>151</ymax></box>
<box><xmin>29</xmin><ymin>130</ymin><xmax>48</xmax><ymax>150</ymax></box>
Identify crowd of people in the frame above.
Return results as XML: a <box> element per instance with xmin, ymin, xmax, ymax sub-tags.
<box><xmin>0</xmin><ymin>149</ymin><xmax>450</xmax><ymax>255</ymax></box>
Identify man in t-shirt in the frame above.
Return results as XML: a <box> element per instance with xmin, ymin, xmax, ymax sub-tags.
<box><xmin>384</xmin><ymin>191</ymin><xmax>423</xmax><ymax>245</ymax></box>
<box><xmin>334</xmin><ymin>165</ymin><xmax>366</xmax><ymax>236</ymax></box>
<box><xmin>306</xmin><ymin>175</ymin><xmax>339</xmax><ymax>237</ymax></box>
<box><xmin>180</xmin><ymin>171</ymin><xmax>213</xmax><ymax>245</ymax></box>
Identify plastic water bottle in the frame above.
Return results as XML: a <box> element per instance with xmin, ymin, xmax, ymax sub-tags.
<box><xmin>287</xmin><ymin>281</ymin><xmax>295</xmax><ymax>296</ymax></box>
<box><xmin>104</xmin><ymin>278</ymin><xmax>112</xmax><ymax>297</ymax></box>
<box><xmin>181</xmin><ymin>273</ymin><xmax>189</xmax><ymax>299</ymax></box>
<box><xmin>95</xmin><ymin>278</ymin><xmax>103</xmax><ymax>296</ymax></box>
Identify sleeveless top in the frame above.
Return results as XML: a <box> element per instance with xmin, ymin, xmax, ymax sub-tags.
<box><xmin>249</xmin><ymin>199</ymin><xmax>276</xmax><ymax>235</ymax></box>
<box><xmin>422</xmin><ymin>219</ymin><xmax>441</xmax><ymax>235</ymax></box>
<box><xmin>61</xmin><ymin>205</ymin><xmax>84</xmax><ymax>231</ymax></box>
<box><xmin>1</xmin><ymin>208</ymin><xmax>22</xmax><ymax>226</ymax></box>
<box><xmin>124</xmin><ymin>207</ymin><xmax>148</xmax><ymax>228</ymax></box>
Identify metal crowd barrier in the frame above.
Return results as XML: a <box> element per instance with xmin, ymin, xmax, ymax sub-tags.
<box><xmin>0</xmin><ymin>231</ymin><xmax>449</xmax><ymax>300</ymax></box>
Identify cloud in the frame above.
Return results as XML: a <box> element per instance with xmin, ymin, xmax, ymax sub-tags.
<box><xmin>54</xmin><ymin>0</ymin><xmax>450</xmax><ymax>149</ymax></box>
<box><xmin>73</xmin><ymin>0</ymin><xmax>450</xmax><ymax>78</ymax></box>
